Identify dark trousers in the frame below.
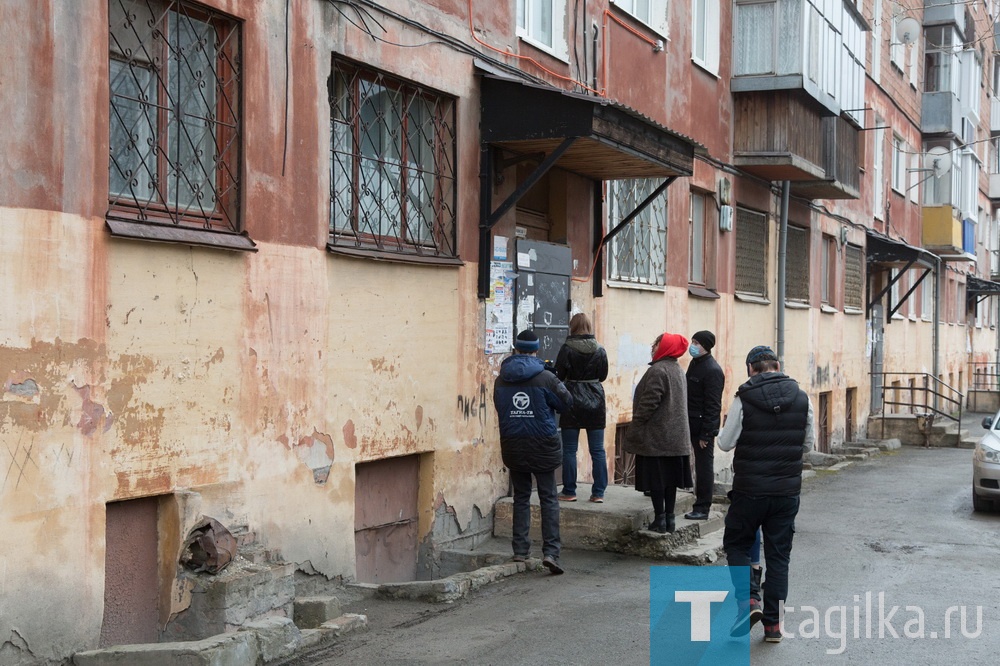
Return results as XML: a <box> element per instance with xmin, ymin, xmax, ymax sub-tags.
<box><xmin>723</xmin><ymin>493</ymin><xmax>799</xmax><ymax>625</ymax></box>
<box><xmin>691</xmin><ymin>437</ymin><xmax>715</xmax><ymax>513</ymax></box>
<box><xmin>510</xmin><ymin>469</ymin><xmax>561</xmax><ymax>559</ymax></box>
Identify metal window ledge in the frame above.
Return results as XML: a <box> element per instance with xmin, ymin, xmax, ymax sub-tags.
<box><xmin>327</xmin><ymin>244</ymin><xmax>464</xmax><ymax>267</ymax></box>
<box><xmin>106</xmin><ymin>220</ymin><xmax>257</xmax><ymax>252</ymax></box>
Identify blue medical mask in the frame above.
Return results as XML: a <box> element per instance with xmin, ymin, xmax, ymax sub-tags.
<box><xmin>689</xmin><ymin>344</ymin><xmax>702</xmax><ymax>358</ymax></box>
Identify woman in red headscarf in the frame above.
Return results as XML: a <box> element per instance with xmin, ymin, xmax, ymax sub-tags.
<box><xmin>624</xmin><ymin>332</ymin><xmax>693</xmax><ymax>533</ymax></box>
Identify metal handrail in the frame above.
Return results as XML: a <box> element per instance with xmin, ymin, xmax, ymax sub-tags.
<box><xmin>968</xmin><ymin>362</ymin><xmax>1000</xmax><ymax>391</ymax></box>
<box><xmin>873</xmin><ymin>372</ymin><xmax>963</xmax><ymax>440</ymax></box>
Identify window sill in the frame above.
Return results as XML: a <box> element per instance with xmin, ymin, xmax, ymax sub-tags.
<box><xmin>516</xmin><ymin>33</ymin><xmax>569</xmax><ymax>64</ymax></box>
<box><xmin>820</xmin><ymin>304</ymin><xmax>839</xmax><ymax>314</ymax></box>
<box><xmin>844</xmin><ymin>307</ymin><xmax>864</xmax><ymax>316</ymax></box>
<box><xmin>688</xmin><ymin>285</ymin><xmax>720</xmax><ymax>300</ymax></box>
<box><xmin>607</xmin><ymin>279</ymin><xmax>666</xmax><ymax>293</ymax></box>
<box><xmin>327</xmin><ymin>243</ymin><xmax>464</xmax><ymax>266</ymax></box>
<box><xmin>735</xmin><ymin>293</ymin><xmax>769</xmax><ymax>305</ymax></box>
<box><xmin>891</xmin><ymin>313</ymin><xmax>906</xmax><ymax>320</ymax></box>
<box><xmin>691</xmin><ymin>58</ymin><xmax>719</xmax><ymax>79</ymax></box>
<box><xmin>785</xmin><ymin>301</ymin><xmax>810</xmax><ymax>309</ymax></box>
<box><xmin>106</xmin><ymin>219</ymin><xmax>257</xmax><ymax>252</ymax></box>
<box><xmin>921</xmin><ymin>316</ymin><xmax>932</xmax><ymax>322</ymax></box>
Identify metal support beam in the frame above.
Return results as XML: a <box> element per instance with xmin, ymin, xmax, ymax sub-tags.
<box><xmin>867</xmin><ymin>259</ymin><xmax>915</xmax><ymax>317</ymax></box>
<box><xmin>485</xmin><ymin>137</ymin><xmax>577</xmax><ymax>230</ymax></box>
<box><xmin>889</xmin><ymin>267</ymin><xmax>931</xmax><ymax>319</ymax></box>
<box><xmin>592</xmin><ymin>184</ymin><xmax>604</xmax><ymax>298</ymax></box>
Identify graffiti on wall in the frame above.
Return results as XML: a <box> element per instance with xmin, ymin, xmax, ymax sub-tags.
<box><xmin>457</xmin><ymin>384</ymin><xmax>488</xmax><ymax>426</ymax></box>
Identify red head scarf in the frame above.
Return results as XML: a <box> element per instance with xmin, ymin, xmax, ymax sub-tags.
<box><xmin>652</xmin><ymin>333</ymin><xmax>689</xmax><ymax>362</ymax></box>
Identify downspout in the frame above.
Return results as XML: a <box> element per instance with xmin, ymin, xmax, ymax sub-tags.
<box><xmin>776</xmin><ymin>181</ymin><xmax>790</xmax><ymax>363</ymax></box>
<box><xmin>932</xmin><ymin>255</ymin><xmax>941</xmax><ymax>410</ymax></box>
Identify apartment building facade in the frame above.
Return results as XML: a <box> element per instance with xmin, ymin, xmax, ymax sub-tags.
<box><xmin>2</xmin><ymin>0</ymin><xmax>999</xmax><ymax>661</ymax></box>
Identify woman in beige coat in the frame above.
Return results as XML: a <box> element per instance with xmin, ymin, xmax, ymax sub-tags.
<box><xmin>625</xmin><ymin>332</ymin><xmax>693</xmax><ymax>533</ymax></box>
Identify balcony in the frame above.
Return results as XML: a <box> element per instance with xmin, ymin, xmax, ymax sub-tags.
<box><xmin>922</xmin><ymin>91</ymin><xmax>963</xmax><ymax>138</ymax></box>
<box><xmin>992</xmin><ymin>96</ymin><xmax>1000</xmax><ymax>136</ymax></box>
<box><xmin>922</xmin><ymin>205</ymin><xmax>976</xmax><ymax>261</ymax></box>
<box><xmin>733</xmin><ymin>92</ymin><xmax>860</xmax><ymax>199</ymax></box>
<box><xmin>990</xmin><ymin>173</ymin><xmax>1000</xmax><ymax>201</ymax></box>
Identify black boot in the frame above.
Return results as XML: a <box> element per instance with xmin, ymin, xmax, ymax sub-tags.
<box><xmin>650</xmin><ymin>513</ymin><xmax>668</xmax><ymax>533</ymax></box>
<box><xmin>664</xmin><ymin>514</ymin><xmax>676</xmax><ymax>533</ymax></box>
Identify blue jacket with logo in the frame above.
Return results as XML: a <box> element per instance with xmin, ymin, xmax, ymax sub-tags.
<box><xmin>493</xmin><ymin>354</ymin><xmax>572</xmax><ymax>472</ymax></box>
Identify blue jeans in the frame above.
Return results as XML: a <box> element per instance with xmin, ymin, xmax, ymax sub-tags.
<box><xmin>724</xmin><ymin>494</ymin><xmax>800</xmax><ymax>625</ymax></box>
<box><xmin>560</xmin><ymin>428</ymin><xmax>608</xmax><ymax>498</ymax></box>
<box><xmin>510</xmin><ymin>469</ymin><xmax>561</xmax><ymax>559</ymax></box>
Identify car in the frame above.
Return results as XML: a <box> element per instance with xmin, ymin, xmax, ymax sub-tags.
<box><xmin>974</xmin><ymin>413</ymin><xmax>1000</xmax><ymax>511</ymax></box>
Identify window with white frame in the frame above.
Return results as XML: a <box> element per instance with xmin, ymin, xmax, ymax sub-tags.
<box><xmin>909</xmin><ymin>152</ymin><xmax>919</xmax><ymax>203</ymax></box>
<box><xmin>924</xmin><ymin>26</ymin><xmax>960</xmax><ymax>94</ymax></box>
<box><xmin>516</xmin><ymin>0</ymin><xmax>567</xmax><ymax>56</ymax></box>
<box><xmin>923</xmin><ymin>141</ymin><xmax>956</xmax><ymax>206</ymax></box>
<box><xmin>692</xmin><ymin>0</ymin><xmax>720</xmax><ymax>74</ymax></box>
<box><xmin>873</xmin><ymin>122</ymin><xmax>885</xmax><ymax>218</ymax></box>
<box><xmin>891</xmin><ymin>134</ymin><xmax>906</xmax><ymax>193</ymax></box>
<box><xmin>611</xmin><ymin>0</ymin><xmax>669</xmax><ymax>37</ymax></box>
<box><xmin>890</xmin><ymin>13</ymin><xmax>904</xmax><ymax>69</ymax></box>
<box><xmin>909</xmin><ymin>29</ymin><xmax>919</xmax><ymax>87</ymax></box>
<box><xmin>890</xmin><ymin>269</ymin><xmax>900</xmax><ymax>315</ymax></box>
<box><xmin>920</xmin><ymin>269</ymin><xmax>932</xmax><ymax>320</ymax></box>
<box><xmin>607</xmin><ymin>179</ymin><xmax>668</xmax><ymax>286</ymax></box>
<box><xmin>872</xmin><ymin>0</ymin><xmax>882</xmax><ymax>84</ymax></box>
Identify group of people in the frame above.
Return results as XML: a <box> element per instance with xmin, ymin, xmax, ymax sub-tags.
<box><xmin>492</xmin><ymin>315</ymin><xmax>814</xmax><ymax>643</ymax></box>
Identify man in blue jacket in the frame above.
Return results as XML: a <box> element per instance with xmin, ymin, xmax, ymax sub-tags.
<box><xmin>494</xmin><ymin>329</ymin><xmax>573</xmax><ymax>574</ymax></box>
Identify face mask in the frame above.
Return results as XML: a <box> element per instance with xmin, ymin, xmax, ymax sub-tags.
<box><xmin>689</xmin><ymin>344</ymin><xmax>702</xmax><ymax>358</ymax></box>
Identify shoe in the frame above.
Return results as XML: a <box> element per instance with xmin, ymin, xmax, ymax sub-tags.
<box><xmin>511</xmin><ymin>554</ymin><xmax>527</xmax><ymax>563</ymax></box>
<box><xmin>589</xmin><ymin>496</ymin><xmax>604</xmax><ymax>503</ymax></box>
<box><xmin>643</xmin><ymin>490</ymin><xmax>651</xmax><ymax>497</ymax></box>
<box><xmin>557</xmin><ymin>494</ymin><xmax>577</xmax><ymax>502</ymax></box>
<box><xmin>729</xmin><ymin>608</ymin><xmax>751</xmax><ymax>637</ymax></box>
<box><xmin>684</xmin><ymin>510</ymin><xmax>709</xmax><ymax>520</ymax></box>
<box><xmin>649</xmin><ymin>513</ymin><xmax>668</xmax><ymax>533</ymax></box>
<box><xmin>542</xmin><ymin>555</ymin><xmax>564</xmax><ymax>575</ymax></box>
<box><xmin>763</xmin><ymin>624</ymin><xmax>782</xmax><ymax>643</ymax></box>
<box><xmin>665</xmin><ymin>514</ymin><xmax>676</xmax><ymax>533</ymax></box>
<box><xmin>749</xmin><ymin>599</ymin><xmax>763</xmax><ymax>628</ymax></box>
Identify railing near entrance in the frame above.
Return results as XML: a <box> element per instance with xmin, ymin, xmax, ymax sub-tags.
<box><xmin>873</xmin><ymin>372</ymin><xmax>963</xmax><ymax>438</ymax></box>
<box><xmin>969</xmin><ymin>362</ymin><xmax>1000</xmax><ymax>390</ymax></box>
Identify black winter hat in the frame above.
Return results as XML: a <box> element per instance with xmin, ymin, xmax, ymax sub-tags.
<box><xmin>514</xmin><ymin>330</ymin><xmax>540</xmax><ymax>352</ymax></box>
<box><xmin>692</xmin><ymin>330</ymin><xmax>716</xmax><ymax>352</ymax></box>
<box><xmin>745</xmin><ymin>345</ymin><xmax>777</xmax><ymax>365</ymax></box>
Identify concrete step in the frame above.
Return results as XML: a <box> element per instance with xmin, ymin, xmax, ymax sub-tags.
<box><xmin>958</xmin><ymin>437</ymin><xmax>979</xmax><ymax>450</ymax></box>
<box><xmin>294</xmin><ymin>596</ymin><xmax>342</xmax><ymax>630</ymax></box>
<box><xmin>494</xmin><ymin>484</ymin><xmax>696</xmax><ymax>551</ymax></box>
<box><xmin>606</xmin><ymin>510</ymin><xmax>725</xmax><ymax>561</ymax></box>
<box><xmin>664</xmin><ymin>529</ymin><xmax>726</xmax><ymax>566</ymax></box>
<box><xmin>299</xmin><ymin>614</ymin><xmax>369</xmax><ymax>651</ymax></box>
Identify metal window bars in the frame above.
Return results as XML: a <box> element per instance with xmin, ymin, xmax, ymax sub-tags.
<box><xmin>785</xmin><ymin>225</ymin><xmax>810</xmax><ymax>302</ymax></box>
<box><xmin>607</xmin><ymin>179</ymin><xmax>668</xmax><ymax>286</ymax></box>
<box><xmin>329</xmin><ymin>60</ymin><xmax>457</xmax><ymax>257</ymax></box>
<box><xmin>844</xmin><ymin>244</ymin><xmax>864</xmax><ymax>310</ymax></box>
<box><xmin>108</xmin><ymin>0</ymin><xmax>241</xmax><ymax>232</ymax></box>
<box><xmin>734</xmin><ymin>207</ymin><xmax>768</xmax><ymax>297</ymax></box>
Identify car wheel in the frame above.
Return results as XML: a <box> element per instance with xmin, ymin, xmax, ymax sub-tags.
<box><xmin>973</xmin><ymin>491</ymin><xmax>991</xmax><ymax>512</ymax></box>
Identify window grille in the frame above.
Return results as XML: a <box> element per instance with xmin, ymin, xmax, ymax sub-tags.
<box><xmin>844</xmin><ymin>245</ymin><xmax>863</xmax><ymax>310</ymax></box>
<box><xmin>108</xmin><ymin>0</ymin><xmax>242</xmax><ymax>232</ymax></box>
<box><xmin>329</xmin><ymin>59</ymin><xmax>457</xmax><ymax>258</ymax></box>
<box><xmin>785</xmin><ymin>225</ymin><xmax>810</xmax><ymax>303</ymax></box>
<box><xmin>607</xmin><ymin>179</ymin><xmax>668</xmax><ymax>286</ymax></box>
<box><xmin>734</xmin><ymin>207</ymin><xmax>767</xmax><ymax>297</ymax></box>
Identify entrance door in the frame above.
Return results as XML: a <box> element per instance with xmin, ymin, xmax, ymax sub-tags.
<box><xmin>514</xmin><ymin>239</ymin><xmax>572</xmax><ymax>365</ymax></box>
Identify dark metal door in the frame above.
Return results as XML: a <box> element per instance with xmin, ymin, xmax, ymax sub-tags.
<box><xmin>514</xmin><ymin>240</ymin><xmax>572</xmax><ymax>365</ymax></box>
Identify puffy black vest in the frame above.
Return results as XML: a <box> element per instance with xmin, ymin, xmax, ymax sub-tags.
<box><xmin>732</xmin><ymin>372</ymin><xmax>809</xmax><ymax>497</ymax></box>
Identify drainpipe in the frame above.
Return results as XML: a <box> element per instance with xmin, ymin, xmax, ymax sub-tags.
<box><xmin>776</xmin><ymin>181</ymin><xmax>790</xmax><ymax>364</ymax></box>
<box><xmin>933</xmin><ymin>255</ymin><xmax>941</xmax><ymax>410</ymax></box>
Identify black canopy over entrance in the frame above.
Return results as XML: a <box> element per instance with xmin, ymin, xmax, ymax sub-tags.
<box><xmin>477</xmin><ymin>71</ymin><xmax>697</xmax><ymax>297</ymax></box>
<box><xmin>865</xmin><ymin>230</ymin><xmax>938</xmax><ymax>318</ymax></box>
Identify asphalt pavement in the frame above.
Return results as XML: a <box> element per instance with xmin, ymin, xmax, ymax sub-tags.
<box><xmin>289</xmin><ymin>418</ymin><xmax>1000</xmax><ymax>666</ymax></box>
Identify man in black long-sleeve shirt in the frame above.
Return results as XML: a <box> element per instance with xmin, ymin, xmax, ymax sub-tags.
<box><xmin>684</xmin><ymin>330</ymin><xmax>725</xmax><ymax>520</ymax></box>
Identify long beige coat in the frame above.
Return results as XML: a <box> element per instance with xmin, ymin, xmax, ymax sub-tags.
<box><xmin>623</xmin><ymin>357</ymin><xmax>692</xmax><ymax>457</ymax></box>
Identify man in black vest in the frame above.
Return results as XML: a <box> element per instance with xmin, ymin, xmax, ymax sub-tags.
<box><xmin>719</xmin><ymin>345</ymin><xmax>814</xmax><ymax>643</ymax></box>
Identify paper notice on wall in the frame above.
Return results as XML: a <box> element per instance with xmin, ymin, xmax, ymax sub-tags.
<box><xmin>517</xmin><ymin>252</ymin><xmax>531</xmax><ymax>269</ymax></box>
<box><xmin>486</xmin><ymin>261</ymin><xmax>514</xmax><ymax>354</ymax></box>
<box><xmin>493</xmin><ymin>235</ymin><xmax>508</xmax><ymax>260</ymax></box>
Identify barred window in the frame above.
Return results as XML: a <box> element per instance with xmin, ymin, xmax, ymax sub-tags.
<box><xmin>607</xmin><ymin>179</ymin><xmax>668</xmax><ymax>287</ymax></box>
<box><xmin>108</xmin><ymin>0</ymin><xmax>242</xmax><ymax>232</ymax></box>
<box><xmin>329</xmin><ymin>60</ymin><xmax>457</xmax><ymax>258</ymax></box>
<box><xmin>844</xmin><ymin>244</ymin><xmax>863</xmax><ymax>311</ymax></box>
<box><xmin>785</xmin><ymin>225</ymin><xmax>810</xmax><ymax>303</ymax></box>
<box><xmin>734</xmin><ymin>207</ymin><xmax>767</xmax><ymax>297</ymax></box>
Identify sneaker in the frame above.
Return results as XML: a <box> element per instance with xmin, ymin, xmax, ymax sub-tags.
<box><xmin>511</xmin><ymin>554</ymin><xmax>527</xmax><ymax>563</ymax></box>
<box><xmin>749</xmin><ymin>599</ymin><xmax>763</xmax><ymax>628</ymax></box>
<box><xmin>763</xmin><ymin>624</ymin><xmax>782</xmax><ymax>643</ymax></box>
<box><xmin>729</xmin><ymin>606</ymin><xmax>752</xmax><ymax>637</ymax></box>
<box><xmin>557</xmin><ymin>494</ymin><xmax>577</xmax><ymax>502</ymax></box>
<box><xmin>684</xmin><ymin>510</ymin><xmax>709</xmax><ymax>520</ymax></box>
<box><xmin>542</xmin><ymin>555</ymin><xmax>564</xmax><ymax>575</ymax></box>
<box><xmin>588</xmin><ymin>496</ymin><xmax>604</xmax><ymax>503</ymax></box>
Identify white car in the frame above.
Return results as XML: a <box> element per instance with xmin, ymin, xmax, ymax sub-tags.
<box><xmin>974</xmin><ymin>414</ymin><xmax>1000</xmax><ymax>511</ymax></box>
